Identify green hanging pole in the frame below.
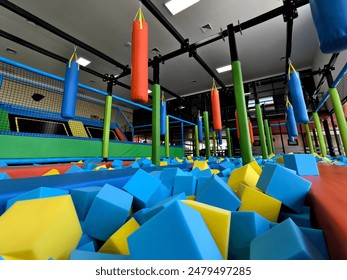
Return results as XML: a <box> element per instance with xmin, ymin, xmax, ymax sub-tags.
<box><xmin>264</xmin><ymin>119</ymin><xmax>273</xmax><ymax>155</ymax></box>
<box><xmin>305</xmin><ymin>123</ymin><xmax>315</xmax><ymax>154</ymax></box>
<box><xmin>269</xmin><ymin>124</ymin><xmax>275</xmax><ymax>155</ymax></box>
<box><xmin>228</xmin><ymin>24</ymin><xmax>253</xmax><ymax>165</ymax></box>
<box><xmin>165</xmin><ymin>115</ymin><xmax>170</xmax><ymax>158</ymax></box>
<box><xmin>329</xmin><ymin>88</ymin><xmax>347</xmax><ymax>154</ymax></box>
<box><xmin>256</xmin><ymin>105</ymin><xmax>269</xmax><ymax>159</ymax></box>
<box><xmin>312</xmin><ymin>112</ymin><xmax>327</xmax><ymax>156</ymax></box>
<box><xmin>203</xmin><ymin>111</ymin><xmax>211</xmax><ymax>159</ymax></box>
<box><xmin>102</xmin><ymin>95</ymin><xmax>112</xmax><ymax>160</ymax></box>
<box><xmin>152</xmin><ymin>84</ymin><xmax>161</xmax><ymax>165</ymax></box>
<box><xmin>226</xmin><ymin>128</ymin><xmax>232</xmax><ymax>157</ymax></box>
<box><xmin>212</xmin><ymin>131</ymin><xmax>217</xmax><ymax>156</ymax></box>
<box><xmin>194</xmin><ymin>125</ymin><xmax>200</xmax><ymax>157</ymax></box>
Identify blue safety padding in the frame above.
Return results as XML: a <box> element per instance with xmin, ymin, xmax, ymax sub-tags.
<box><xmin>62</xmin><ymin>60</ymin><xmax>79</xmax><ymax>119</ymax></box>
<box><xmin>84</xmin><ymin>184</ymin><xmax>133</xmax><ymax>241</ymax></box>
<box><xmin>196</xmin><ymin>174</ymin><xmax>241</xmax><ymax>211</ymax></box>
<box><xmin>309</xmin><ymin>0</ymin><xmax>347</xmax><ymax>53</ymax></box>
<box><xmin>70</xmin><ymin>186</ymin><xmax>102</xmax><ymax>221</ymax></box>
<box><xmin>70</xmin><ymin>250</ymin><xmax>130</xmax><ymax>260</ymax></box>
<box><xmin>250</xmin><ymin>218</ymin><xmax>323</xmax><ymax>260</ymax></box>
<box><xmin>229</xmin><ymin>211</ymin><xmax>271</xmax><ymax>260</ymax></box>
<box><xmin>257</xmin><ymin>163</ymin><xmax>311</xmax><ymax>213</ymax></box>
<box><xmin>160</xmin><ymin>100</ymin><xmax>166</xmax><ymax>136</ymax></box>
<box><xmin>128</xmin><ymin>201</ymin><xmax>222</xmax><ymax>260</ymax></box>
<box><xmin>287</xmin><ymin>72</ymin><xmax>309</xmax><ymax>124</ymax></box>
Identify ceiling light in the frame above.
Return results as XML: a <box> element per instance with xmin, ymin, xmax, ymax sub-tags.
<box><xmin>216</xmin><ymin>64</ymin><xmax>232</xmax><ymax>73</ymax></box>
<box><xmin>178</xmin><ymin>105</ymin><xmax>185</xmax><ymax>109</ymax></box>
<box><xmin>76</xmin><ymin>57</ymin><xmax>91</xmax><ymax>67</ymax></box>
<box><xmin>148</xmin><ymin>90</ymin><xmax>152</xmax><ymax>94</ymax></box>
<box><xmin>165</xmin><ymin>0</ymin><xmax>200</xmax><ymax>15</ymax></box>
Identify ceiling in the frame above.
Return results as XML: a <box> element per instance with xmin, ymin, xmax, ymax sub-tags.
<box><xmin>0</xmin><ymin>0</ymin><xmax>319</xmax><ymax>110</ymax></box>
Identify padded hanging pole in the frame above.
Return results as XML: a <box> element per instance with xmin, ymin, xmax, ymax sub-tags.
<box><xmin>165</xmin><ymin>115</ymin><xmax>170</xmax><ymax>158</ymax></box>
<box><xmin>194</xmin><ymin>125</ymin><xmax>200</xmax><ymax>157</ymax></box>
<box><xmin>203</xmin><ymin>111</ymin><xmax>211</xmax><ymax>159</ymax></box>
<box><xmin>305</xmin><ymin>123</ymin><xmax>315</xmax><ymax>154</ymax></box>
<box><xmin>228</xmin><ymin>24</ymin><xmax>253</xmax><ymax>165</ymax></box>
<box><xmin>226</xmin><ymin>128</ymin><xmax>232</xmax><ymax>157</ymax></box>
<box><xmin>152</xmin><ymin>57</ymin><xmax>160</xmax><ymax>166</ymax></box>
<box><xmin>312</xmin><ymin>112</ymin><xmax>327</xmax><ymax>156</ymax></box>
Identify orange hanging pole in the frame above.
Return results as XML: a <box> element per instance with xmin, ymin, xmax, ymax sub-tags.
<box><xmin>210</xmin><ymin>79</ymin><xmax>222</xmax><ymax>131</ymax></box>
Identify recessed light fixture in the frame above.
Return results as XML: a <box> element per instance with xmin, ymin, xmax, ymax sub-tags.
<box><xmin>200</xmin><ymin>23</ymin><xmax>213</xmax><ymax>34</ymax></box>
<box><xmin>165</xmin><ymin>0</ymin><xmax>200</xmax><ymax>15</ymax></box>
<box><xmin>125</xmin><ymin>42</ymin><xmax>132</xmax><ymax>47</ymax></box>
<box><xmin>76</xmin><ymin>57</ymin><xmax>91</xmax><ymax>67</ymax></box>
<box><xmin>216</xmin><ymin>64</ymin><xmax>232</xmax><ymax>73</ymax></box>
<box><xmin>89</xmin><ymin>80</ymin><xmax>96</xmax><ymax>84</ymax></box>
<box><xmin>151</xmin><ymin>47</ymin><xmax>161</xmax><ymax>55</ymax></box>
<box><xmin>191</xmin><ymin>80</ymin><xmax>198</xmax><ymax>84</ymax></box>
<box><xmin>25</xmin><ymin>19</ymin><xmax>38</xmax><ymax>27</ymax></box>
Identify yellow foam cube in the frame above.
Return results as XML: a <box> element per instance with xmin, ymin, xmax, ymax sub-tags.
<box><xmin>175</xmin><ymin>157</ymin><xmax>183</xmax><ymax>163</ymax></box>
<box><xmin>99</xmin><ymin>218</ymin><xmax>140</xmax><ymax>255</ymax></box>
<box><xmin>249</xmin><ymin>160</ymin><xmax>262</xmax><ymax>175</ymax></box>
<box><xmin>269</xmin><ymin>153</ymin><xmax>275</xmax><ymax>158</ymax></box>
<box><xmin>182</xmin><ymin>200</ymin><xmax>231</xmax><ymax>260</ymax></box>
<box><xmin>275</xmin><ymin>156</ymin><xmax>284</xmax><ymax>164</ymax></box>
<box><xmin>42</xmin><ymin>169</ymin><xmax>60</xmax><ymax>176</ymax></box>
<box><xmin>160</xmin><ymin>161</ymin><xmax>168</xmax><ymax>167</ymax></box>
<box><xmin>186</xmin><ymin>196</ymin><xmax>196</xmax><ymax>201</ymax></box>
<box><xmin>227</xmin><ymin>163</ymin><xmax>260</xmax><ymax>192</ymax></box>
<box><xmin>187</xmin><ymin>156</ymin><xmax>192</xmax><ymax>160</ymax></box>
<box><xmin>93</xmin><ymin>165</ymin><xmax>107</xmax><ymax>171</ymax></box>
<box><xmin>0</xmin><ymin>195</ymin><xmax>82</xmax><ymax>260</ymax></box>
<box><xmin>211</xmin><ymin>169</ymin><xmax>220</xmax><ymax>174</ymax></box>
<box><xmin>68</xmin><ymin>120</ymin><xmax>89</xmax><ymax>138</ymax></box>
<box><xmin>238</xmin><ymin>184</ymin><xmax>281</xmax><ymax>222</ymax></box>
<box><xmin>192</xmin><ymin>160</ymin><xmax>210</xmax><ymax>171</ymax></box>
<box><xmin>314</xmin><ymin>152</ymin><xmax>323</xmax><ymax>158</ymax></box>
<box><xmin>108</xmin><ymin>167</ymin><xmax>115</xmax><ymax>170</ymax></box>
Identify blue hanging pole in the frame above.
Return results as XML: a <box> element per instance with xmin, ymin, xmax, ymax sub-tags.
<box><xmin>197</xmin><ymin>114</ymin><xmax>204</xmax><ymax>142</ymax></box>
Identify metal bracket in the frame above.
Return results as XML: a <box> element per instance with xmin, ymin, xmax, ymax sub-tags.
<box><xmin>283</xmin><ymin>0</ymin><xmax>298</xmax><ymax>22</ymax></box>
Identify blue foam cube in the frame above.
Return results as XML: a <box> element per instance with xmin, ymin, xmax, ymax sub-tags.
<box><xmin>250</xmin><ymin>218</ymin><xmax>323</xmax><ymax>260</ymax></box>
<box><xmin>0</xmin><ymin>161</ymin><xmax>8</xmax><ymax>167</ymax></box>
<box><xmin>65</xmin><ymin>165</ymin><xmax>84</xmax><ymax>174</ymax></box>
<box><xmin>219</xmin><ymin>161</ymin><xmax>236</xmax><ymax>171</ymax></box>
<box><xmin>128</xmin><ymin>201</ymin><xmax>222</xmax><ymax>260</ymax></box>
<box><xmin>77</xmin><ymin>234</ymin><xmax>97</xmax><ymax>249</ymax></box>
<box><xmin>190</xmin><ymin>168</ymin><xmax>212</xmax><ymax>177</ymax></box>
<box><xmin>70</xmin><ymin>186</ymin><xmax>102</xmax><ymax>221</ymax></box>
<box><xmin>0</xmin><ymin>172</ymin><xmax>10</xmax><ymax>180</ymax></box>
<box><xmin>196</xmin><ymin>175</ymin><xmax>241</xmax><ymax>211</ymax></box>
<box><xmin>84</xmin><ymin>184</ymin><xmax>133</xmax><ymax>241</ymax></box>
<box><xmin>229</xmin><ymin>211</ymin><xmax>271</xmax><ymax>260</ymax></box>
<box><xmin>70</xmin><ymin>250</ymin><xmax>130</xmax><ymax>260</ymax></box>
<box><xmin>257</xmin><ymin>163</ymin><xmax>311</xmax><ymax>212</ymax></box>
<box><xmin>111</xmin><ymin>159</ymin><xmax>123</xmax><ymax>168</ymax></box>
<box><xmin>283</xmin><ymin>154</ymin><xmax>319</xmax><ymax>176</ymax></box>
<box><xmin>300</xmin><ymin>227</ymin><xmax>329</xmax><ymax>259</ymax></box>
<box><xmin>6</xmin><ymin>187</ymin><xmax>69</xmax><ymax>210</ymax></box>
<box><xmin>160</xmin><ymin>168</ymin><xmax>186</xmax><ymax>188</ymax></box>
<box><xmin>279</xmin><ymin>206</ymin><xmax>312</xmax><ymax>228</ymax></box>
<box><xmin>129</xmin><ymin>208</ymin><xmax>149</xmax><ymax>225</ymax></box>
<box><xmin>78</xmin><ymin>241</ymin><xmax>95</xmax><ymax>252</ymax></box>
<box><xmin>173</xmin><ymin>175</ymin><xmax>197</xmax><ymax>196</ymax></box>
<box><xmin>195</xmin><ymin>176</ymin><xmax>211</xmax><ymax>195</ymax></box>
<box><xmin>124</xmin><ymin>169</ymin><xmax>169</xmax><ymax>209</ymax></box>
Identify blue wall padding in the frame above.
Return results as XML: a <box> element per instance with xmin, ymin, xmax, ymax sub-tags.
<box><xmin>279</xmin><ymin>206</ymin><xmax>312</xmax><ymax>228</ymax></box>
<box><xmin>6</xmin><ymin>187</ymin><xmax>68</xmax><ymax>210</ymax></box>
<box><xmin>142</xmin><ymin>192</ymin><xmax>186</xmax><ymax>222</ymax></box>
<box><xmin>84</xmin><ymin>184</ymin><xmax>133</xmax><ymax>241</ymax></box>
<box><xmin>309</xmin><ymin>0</ymin><xmax>347</xmax><ymax>53</ymax></box>
<box><xmin>283</xmin><ymin>154</ymin><xmax>320</xmax><ymax>176</ymax></box>
<box><xmin>173</xmin><ymin>175</ymin><xmax>197</xmax><ymax>196</ymax></box>
<box><xmin>250</xmin><ymin>218</ymin><xmax>323</xmax><ymax>260</ymax></box>
<box><xmin>286</xmin><ymin>103</ymin><xmax>298</xmax><ymax>136</ymax></box>
<box><xmin>229</xmin><ymin>211</ymin><xmax>271</xmax><ymax>260</ymax></box>
<box><xmin>61</xmin><ymin>60</ymin><xmax>79</xmax><ymax>119</ymax></box>
<box><xmin>123</xmin><ymin>169</ymin><xmax>170</xmax><ymax>209</ymax></box>
<box><xmin>287</xmin><ymin>72</ymin><xmax>309</xmax><ymax>124</ymax></box>
<box><xmin>70</xmin><ymin>186</ymin><xmax>102</xmax><ymax>221</ymax></box>
<box><xmin>197</xmin><ymin>117</ymin><xmax>203</xmax><ymax>142</ymax></box>
<box><xmin>300</xmin><ymin>227</ymin><xmax>329</xmax><ymax>259</ymax></box>
<box><xmin>128</xmin><ymin>201</ymin><xmax>223</xmax><ymax>260</ymax></box>
<box><xmin>160</xmin><ymin>100</ymin><xmax>166</xmax><ymax>136</ymax></box>
<box><xmin>196</xmin><ymin>175</ymin><xmax>241</xmax><ymax>211</ymax></box>
<box><xmin>257</xmin><ymin>163</ymin><xmax>311</xmax><ymax>213</ymax></box>
<box><xmin>70</xmin><ymin>250</ymin><xmax>130</xmax><ymax>260</ymax></box>
<box><xmin>218</xmin><ymin>130</ymin><xmax>223</xmax><ymax>145</ymax></box>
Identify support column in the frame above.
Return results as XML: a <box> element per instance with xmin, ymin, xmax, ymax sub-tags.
<box><xmin>329</xmin><ymin>88</ymin><xmax>347</xmax><ymax>154</ymax></box>
<box><xmin>226</xmin><ymin>128</ymin><xmax>232</xmax><ymax>157</ymax></box>
<box><xmin>194</xmin><ymin>125</ymin><xmax>200</xmax><ymax>157</ymax></box>
<box><xmin>330</xmin><ymin>114</ymin><xmax>342</xmax><ymax>155</ymax></box>
<box><xmin>269</xmin><ymin>125</ymin><xmax>275</xmax><ymax>154</ymax></box>
<box><xmin>323</xmin><ymin>119</ymin><xmax>335</xmax><ymax>156</ymax></box>
<box><xmin>228</xmin><ymin>24</ymin><xmax>253</xmax><ymax>165</ymax></box>
<box><xmin>279</xmin><ymin>124</ymin><xmax>286</xmax><ymax>154</ymax></box>
<box><xmin>313</xmin><ymin>112</ymin><xmax>327</xmax><ymax>156</ymax></box>
<box><xmin>305</xmin><ymin>123</ymin><xmax>315</xmax><ymax>154</ymax></box>
<box><xmin>264</xmin><ymin>119</ymin><xmax>273</xmax><ymax>155</ymax></box>
<box><xmin>203</xmin><ymin>111</ymin><xmax>211</xmax><ymax>159</ymax></box>
<box><xmin>102</xmin><ymin>95</ymin><xmax>112</xmax><ymax>160</ymax></box>
<box><xmin>152</xmin><ymin>58</ymin><xmax>161</xmax><ymax>165</ymax></box>
<box><xmin>299</xmin><ymin>124</ymin><xmax>307</xmax><ymax>154</ymax></box>
<box><xmin>165</xmin><ymin>115</ymin><xmax>170</xmax><ymax>158</ymax></box>
<box><xmin>212</xmin><ymin>131</ymin><xmax>216</xmax><ymax>156</ymax></box>
<box><xmin>255</xmin><ymin>101</ymin><xmax>268</xmax><ymax>158</ymax></box>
